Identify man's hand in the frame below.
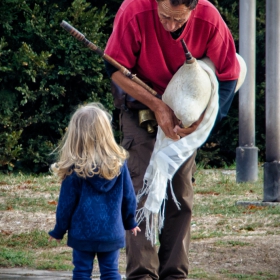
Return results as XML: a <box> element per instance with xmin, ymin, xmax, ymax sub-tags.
<box><xmin>153</xmin><ymin>101</ymin><xmax>180</xmax><ymax>140</ymax></box>
<box><xmin>173</xmin><ymin>111</ymin><xmax>205</xmax><ymax>138</ymax></box>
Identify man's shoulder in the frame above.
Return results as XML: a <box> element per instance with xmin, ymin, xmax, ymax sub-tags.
<box><xmin>198</xmin><ymin>0</ymin><xmax>218</xmax><ymax>9</ymax></box>
<box><xmin>119</xmin><ymin>0</ymin><xmax>155</xmax><ymax>15</ymax></box>
<box><xmin>196</xmin><ymin>0</ymin><xmax>221</xmax><ymax>17</ymax></box>
<box><xmin>194</xmin><ymin>0</ymin><xmax>223</xmax><ymax>25</ymax></box>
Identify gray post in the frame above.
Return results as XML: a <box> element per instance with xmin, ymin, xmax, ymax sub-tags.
<box><xmin>263</xmin><ymin>0</ymin><xmax>280</xmax><ymax>202</ymax></box>
<box><xmin>236</xmin><ymin>0</ymin><xmax>258</xmax><ymax>182</ymax></box>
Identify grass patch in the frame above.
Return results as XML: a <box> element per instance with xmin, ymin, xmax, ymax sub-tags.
<box><xmin>225</xmin><ymin>272</ymin><xmax>279</xmax><ymax>280</ymax></box>
<box><xmin>191</xmin><ymin>169</ymin><xmax>280</xmax><ymax>241</ymax></box>
<box><xmin>191</xmin><ymin>230</ymin><xmax>227</xmax><ymax>240</ymax></box>
<box><xmin>0</xmin><ymin>230</ymin><xmax>67</xmax><ymax>249</ymax></box>
<box><xmin>0</xmin><ymin>247</ymin><xmax>34</xmax><ymax>267</ymax></box>
<box><xmin>0</xmin><ymin>196</ymin><xmax>57</xmax><ymax>212</ymax></box>
<box><xmin>0</xmin><ymin>230</ymin><xmax>72</xmax><ymax>270</ymax></box>
<box><xmin>189</xmin><ymin>268</ymin><xmax>214</xmax><ymax>279</ymax></box>
<box><xmin>35</xmin><ymin>250</ymin><xmax>73</xmax><ymax>271</ymax></box>
<box><xmin>214</xmin><ymin>240</ymin><xmax>251</xmax><ymax>247</ymax></box>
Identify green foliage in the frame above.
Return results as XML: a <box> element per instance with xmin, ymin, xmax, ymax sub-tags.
<box><xmin>209</xmin><ymin>0</ymin><xmax>239</xmax><ymax>40</ymax></box>
<box><xmin>0</xmin><ymin>0</ymin><xmax>113</xmax><ymax>172</ymax></box>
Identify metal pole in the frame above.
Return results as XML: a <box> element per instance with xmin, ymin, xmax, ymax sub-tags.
<box><xmin>236</xmin><ymin>0</ymin><xmax>258</xmax><ymax>182</ymax></box>
<box><xmin>263</xmin><ymin>0</ymin><xmax>280</xmax><ymax>202</ymax></box>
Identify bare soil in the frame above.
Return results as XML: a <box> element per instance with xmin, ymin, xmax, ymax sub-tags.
<box><xmin>189</xmin><ymin>235</ymin><xmax>280</xmax><ymax>279</ymax></box>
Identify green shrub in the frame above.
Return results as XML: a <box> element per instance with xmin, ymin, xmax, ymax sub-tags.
<box><xmin>0</xmin><ymin>0</ymin><xmax>113</xmax><ymax>172</ymax></box>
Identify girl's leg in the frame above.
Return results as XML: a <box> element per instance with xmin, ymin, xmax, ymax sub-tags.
<box><xmin>97</xmin><ymin>249</ymin><xmax>121</xmax><ymax>280</ymax></box>
<box><xmin>72</xmin><ymin>249</ymin><xmax>95</xmax><ymax>280</ymax></box>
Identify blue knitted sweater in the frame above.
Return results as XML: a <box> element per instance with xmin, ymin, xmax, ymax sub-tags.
<box><xmin>49</xmin><ymin>162</ymin><xmax>138</xmax><ymax>252</ymax></box>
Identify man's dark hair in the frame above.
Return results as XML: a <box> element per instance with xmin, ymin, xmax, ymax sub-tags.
<box><xmin>157</xmin><ymin>0</ymin><xmax>199</xmax><ymax>10</ymax></box>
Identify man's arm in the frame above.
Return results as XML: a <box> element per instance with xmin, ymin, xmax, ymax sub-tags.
<box><xmin>216</xmin><ymin>79</ymin><xmax>238</xmax><ymax>123</ymax></box>
<box><xmin>111</xmin><ymin>71</ymin><xmax>180</xmax><ymax>140</ymax></box>
<box><xmin>105</xmin><ymin>61</ymin><xmax>203</xmax><ymax>139</ymax></box>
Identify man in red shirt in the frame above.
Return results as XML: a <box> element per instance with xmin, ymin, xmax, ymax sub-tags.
<box><xmin>105</xmin><ymin>0</ymin><xmax>240</xmax><ymax>279</ymax></box>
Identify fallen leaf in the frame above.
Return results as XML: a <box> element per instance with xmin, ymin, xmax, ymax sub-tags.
<box><xmin>18</xmin><ymin>185</ymin><xmax>28</xmax><ymax>189</ymax></box>
<box><xmin>0</xmin><ymin>230</ymin><xmax>12</xmax><ymax>235</ymax></box>
<box><xmin>48</xmin><ymin>200</ymin><xmax>58</xmax><ymax>205</ymax></box>
<box><xmin>247</xmin><ymin>205</ymin><xmax>265</xmax><ymax>210</ymax></box>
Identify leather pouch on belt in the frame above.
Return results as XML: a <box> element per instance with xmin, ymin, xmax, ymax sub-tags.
<box><xmin>111</xmin><ymin>81</ymin><xmax>148</xmax><ymax>110</ymax></box>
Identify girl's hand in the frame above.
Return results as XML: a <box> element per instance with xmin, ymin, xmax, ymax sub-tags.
<box><xmin>131</xmin><ymin>226</ymin><xmax>141</xmax><ymax>236</ymax></box>
<box><xmin>48</xmin><ymin>236</ymin><xmax>61</xmax><ymax>243</ymax></box>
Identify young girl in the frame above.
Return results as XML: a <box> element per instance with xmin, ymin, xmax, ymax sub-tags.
<box><xmin>48</xmin><ymin>102</ymin><xmax>140</xmax><ymax>280</ymax></box>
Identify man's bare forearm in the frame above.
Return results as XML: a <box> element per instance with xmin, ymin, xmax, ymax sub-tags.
<box><xmin>112</xmin><ymin>71</ymin><xmax>180</xmax><ymax>140</ymax></box>
<box><xmin>111</xmin><ymin>71</ymin><xmax>161</xmax><ymax>112</ymax></box>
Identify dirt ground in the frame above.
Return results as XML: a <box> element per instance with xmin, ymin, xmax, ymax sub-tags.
<box><xmin>188</xmin><ymin>235</ymin><xmax>280</xmax><ymax>278</ymax></box>
<box><xmin>116</xmin><ymin>235</ymin><xmax>280</xmax><ymax>279</ymax></box>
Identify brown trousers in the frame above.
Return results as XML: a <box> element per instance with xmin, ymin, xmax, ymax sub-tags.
<box><xmin>120</xmin><ymin>110</ymin><xmax>196</xmax><ymax>280</ymax></box>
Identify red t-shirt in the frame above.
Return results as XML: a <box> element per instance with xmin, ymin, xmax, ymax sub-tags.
<box><xmin>105</xmin><ymin>0</ymin><xmax>240</xmax><ymax>95</ymax></box>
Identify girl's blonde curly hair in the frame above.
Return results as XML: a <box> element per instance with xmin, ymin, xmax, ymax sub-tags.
<box><xmin>51</xmin><ymin>102</ymin><xmax>128</xmax><ymax>181</ymax></box>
